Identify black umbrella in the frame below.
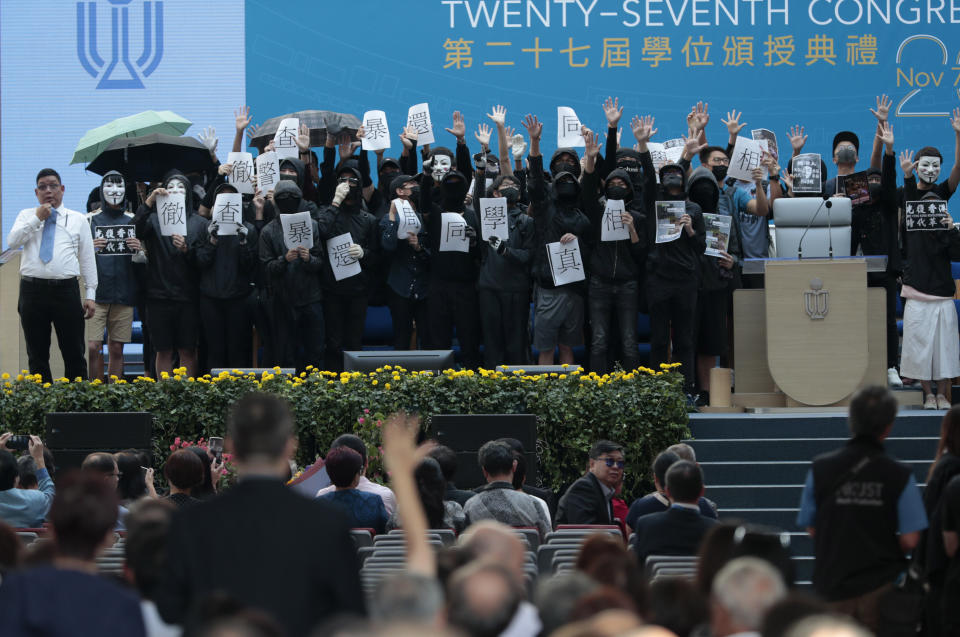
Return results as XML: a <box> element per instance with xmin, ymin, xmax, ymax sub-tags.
<box><xmin>86</xmin><ymin>133</ymin><xmax>215</xmax><ymax>181</ymax></box>
<box><xmin>248</xmin><ymin>110</ymin><xmax>361</xmax><ymax>150</ymax></box>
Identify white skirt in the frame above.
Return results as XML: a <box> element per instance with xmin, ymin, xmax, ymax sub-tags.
<box><xmin>900</xmin><ymin>298</ymin><xmax>960</xmax><ymax>381</ymax></box>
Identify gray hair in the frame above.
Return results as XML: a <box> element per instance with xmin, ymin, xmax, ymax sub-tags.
<box><xmin>784</xmin><ymin>614</ymin><xmax>874</xmax><ymax>637</ymax></box>
<box><xmin>666</xmin><ymin>443</ymin><xmax>696</xmax><ymax>463</ymax></box>
<box><xmin>371</xmin><ymin>572</ymin><xmax>444</xmax><ymax>624</ymax></box>
<box><xmin>534</xmin><ymin>572</ymin><xmax>600</xmax><ymax>637</ymax></box>
<box><xmin>447</xmin><ymin>561</ymin><xmax>522</xmax><ymax>637</ymax></box>
<box><xmin>712</xmin><ymin>557</ymin><xmax>787</xmax><ymax>631</ymax></box>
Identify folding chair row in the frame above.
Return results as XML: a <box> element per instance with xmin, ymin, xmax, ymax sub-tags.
<box><xmin>386</xmin><ymin>529</ymin><xmax>457</xmax><ymax>545</ymax></box>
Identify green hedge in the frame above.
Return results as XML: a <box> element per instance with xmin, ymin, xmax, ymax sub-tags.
<box><xmin>0</xmin><ymin>365</ymin><xmax>690</xmax><ymax>499</ymax></box>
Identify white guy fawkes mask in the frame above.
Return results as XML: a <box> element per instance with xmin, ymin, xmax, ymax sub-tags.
<box><xmin>165</xmin><ymin>179</ymin><xmax>187</xmax><ymax>195</ymax></box>
<box><xmin>102</xmin><ymin>177</ymin><xmax>125</xmax><ymax>207</ymax></box>
<box><xmin>917</xmin><ymin>155</ymin><xmax>942</xmax><ymax>185</ymax></box>
<box><xmin>432</xmin><ymin>154</ymin><xmax>452</xmax><ymax>181</ymax></box>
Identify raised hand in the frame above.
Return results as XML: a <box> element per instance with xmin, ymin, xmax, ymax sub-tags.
<box><xmin>338</xmin><ymin>134</ymin><xmax>355</xmax><ymax>159</ymax></box>
<box><xmin>870</xmin><ymin>94</ymin><xmax>892</xmax><ymax>122</ymax></box>
<box><xmin>582</xmin><ymin>126</ymin><xmax>600</xmax><ymax>158</ymax></box>
<box><xmin>522</xmin><ymin>114</ymin><xmax>542</xmax><ymax>140</ymax></box>
<box><xmin>234</xmin><ymin>106</ymin><xmax>251</xmax><ymax>132</ymax></box>
<box><xmin>475</xmin><ymin>123</ymin><xmax>492</xmax><ymax>148</ymax></box>
<box><xmin>877</xmin><ymin>121</ymin><xmax>894</xmax><ymax>148</ymax></box>
<box><xmin>721</xmin><ymin>110</ymin><xmax>746</xmax><ymax>136</ymax></box>
<box><xmin>487</xmin><ymin>105</ymin><xmax>507</xmax><ymax>128</ymax></box>
<box><xmin>603</xmin><ymin>96</ymin><xmax>623</xmax><ymax>128</ymax></box>
<box><xmin>682</xmin><ymin>133</ymin><xmax>707</xmax><ymax>158</ymax></box>
<box><xmin>445</xmin><ymin>111</ymin><xmax>466</xmax><ymax>141</ymax></box>
<box><xmin>694</xmin><ymin>101</ymin><xmax>710</xmax><ymax>131</ymax></box>
<box><xmin>899</xmin><ymin>149</ymin><xmax>916</xmax><ymax>175</ymax></box>
<box><xmin>400</xmin><ymin>124</ymin><xmax>418</xmax><ymax>149</ymax></box>
<box><xmin>198</xmin><ymin>126</ymin><xmax>218</xmax><ymax>157</ymax></box>
<box><xmin>296</xmin><ymin>123</ymin><xmax>311</xmax><ymax>152</ymax></box>
<box><xmin>780</xmin><ymin>168</ymin><xmax>794</xmax><ymax>191</ymax></box>
<box><xmin>788</xmin><ymin>125</ymin><xmax>808</xmax><ymax>153</ymax></box>
<box><xmin>511</xmin><ymin>133</ymin><xmax>527</xmax><ymax>159</ymax></box>
<box><xmin>951</xmin><ymin>107</ymin><xmax>960</xmax><ymax>134</ymax></box>
<box><xmin>630</xmin><ymin>115</ymin><xmax>657</xmax><ymax>144</ymax></box>
<box><xmin>218</xmin><ymin>163</ymin><xmax>234</xmax><ymax>176</ymax></box>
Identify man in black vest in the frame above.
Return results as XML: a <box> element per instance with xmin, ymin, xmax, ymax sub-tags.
<box><xmin>796</xmin><ymin>385</ymin><xmax>927</xmax><ymax>632</ymax></box>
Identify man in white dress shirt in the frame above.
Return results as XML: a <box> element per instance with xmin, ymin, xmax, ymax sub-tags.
<box><xmin>7</xmin><ymin>169</ymin><xmax>97</xmax><ymax>381</ymax></box>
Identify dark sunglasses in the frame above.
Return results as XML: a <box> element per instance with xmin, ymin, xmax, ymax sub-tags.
<box><xmin>602</xmin><ymin>458</ymin><xmax>625</xmax><ymax>468</ymax></box>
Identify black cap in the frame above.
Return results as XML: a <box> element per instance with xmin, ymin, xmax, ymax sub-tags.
<box><xmin>832</xmin><ymin>131</ymin><xmax>860</xmax><ymax>153</ymax></box>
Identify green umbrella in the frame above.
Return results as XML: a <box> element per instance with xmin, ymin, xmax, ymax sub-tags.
<box><xmin>71</xmin><ymin>110</ymin><xmax>192</xmax><ymax>164</ymax></box>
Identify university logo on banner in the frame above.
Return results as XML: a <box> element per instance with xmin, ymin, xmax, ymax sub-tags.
<box><xmin>76</xmin><ymin>0</ymin><xmax>164</xmax><ymax>89</ymax></box>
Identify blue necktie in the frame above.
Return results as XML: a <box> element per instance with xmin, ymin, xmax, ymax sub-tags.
<box><xmin>39</xmin><ymin>209</ymin><xmax>58</xmax><ymax>264</ymax></box>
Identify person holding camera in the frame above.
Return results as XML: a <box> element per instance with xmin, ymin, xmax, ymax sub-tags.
<box><xmin>0</xmin><ymin>433</ymin><xmax>54</xmax><ymax>528</ymax></box>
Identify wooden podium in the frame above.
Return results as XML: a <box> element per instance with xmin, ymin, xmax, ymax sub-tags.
<box><xmin>733</xmin><ymin>257</ymin><xmax>887</xmax><ymax>408</ymax></box>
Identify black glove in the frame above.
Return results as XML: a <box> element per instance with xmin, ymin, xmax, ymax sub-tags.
<box><xmin>488</xmin><ymin>235</ymin><xmax>507</xmax><ymax>255</ymax></box>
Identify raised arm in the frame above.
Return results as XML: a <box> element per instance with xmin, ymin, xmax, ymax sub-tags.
<box><xmin>788</xmin><ymin>125</ymin><xmax>808</xmax><ymax>159</ymax></box>
<box><xmin>869</xmin><ymin>95</ymin><xmax>892</xmax><ymax>171</ymax></box>
<box><xmin>487</xmin><ymin>105</ymin><xmax>513</xmax><ymax>177</ymax></box>
<box><xmin>233</xmin><ymin>106</ymin><xmax>251</xmax><ymax>154</ymax></box>
<box><xmin>721</xmin><ymin>110</ymin><xmax>747</xmax><ymax>156</ymax></box>
<box><xmin>949</xmin><ymin>107</ymin><xmax>960</xmax><ymax>194</ymax></box>
<box><xmin>600</xmin><ymin>96</ymin><xmax>623</xmax><ymax>178</ymax></box>
<box><xmin>522</xmin><ymin>114</ymin><xmax>546</xmax><ymax>207</ymax></box>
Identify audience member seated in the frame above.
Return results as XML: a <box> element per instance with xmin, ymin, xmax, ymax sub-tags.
<box><xmin>625</xmin><ymin>450</ymin><xmax>717</xmax><ymax>534</ymax></box>
<box><xmin>462</xmin><ymin>441</ymin><xmax>551</xmax><ymax>538</ymax></box>
<box><xmin>498</xmin><ymin>437</ymin><xmax>557</xmax><ymax>519</ymax></box>
<box><xmin>551</xmin><ymin>609</ymin><xmax>642</xmax><ymax>637</ymax></box>
<box><xmin>575</xmin><ymin>534</ymin><xmax>645</xmax><ymax>604</ymax></box>
<box><xmin>124</xmin><ymin>498</ymin><xmax>182</xmax><ymax>637</ymax></box>
<box><xmin>155</xmin><ymin>393</ymin><xmax>365</xmax><ymax>636</ymax></box>
<box><xmin>370</xmin><ymin>572</ymin><xmax>444</xmax><ymax>626</ymax></box>
<box><xmin>631</xmin><ymin>461</ymin><xmax>717</xmax><ymax>563</ymax></box>
<box><xmin>0</xmin><ymin>472</ymin><xmax>147</xmax><ymax>636</ymax></box>
<box><xmin>666</xmin><ymin>443</ymin><xmax>719</xmax><ymax>515</ymax></box>
<box><xmin>760</xmin><ymin>593</ymin><xmax>829</xmax><ymax>637</ymax></box>
<box><xmin>163</xmin><ymin>449</ymin><xmax>205</xmax><ymax>508</ymax></box>
<box><xmin>534</xmin><ymin>573</ymin><xmax>600</xmax><ymax>637</ymax></box>
<box><xmin>710</xmin><ymin>557</ymin><xmax>787</xmax><ymax>637</ymax></box>
<box><xmin>428</xmin><ymin>445</ymin><xmax>476</xmax><ymax>506</ymax></box>
<box><xmin>445</xmin><ymin>561</ymin><xmax>523</xmax><ymax>637</ymax></box>
<box><xmin>82</xmin><ymin>451</ymin><xmax>129</xmax><ymax>530</ymax></box>
<box><xmin>316</xmin><ymin>433</ymin><xmax>396</xmax><ymax>515</ymax></box>
<box><xmin>318</xmin><ymin>446</ymin><xmax>390</xmax><ymax>534</ymax></box>
<box><xmin>557</xmin><ymin>440</ymin><xmax>624</xmax><ymax>526</ymax></box>
<box><xmin>16</xmin><ymin>456</ymin><xmax>39</xmax><ymax>490</ymax></box>
<box><xmin>646</xmin><ymin>577</ymin><xmax>709</xmax><ymax>637</ymax></box>
<box><xmin>187</xmin><ymin>446</ymin><xmax>219</xmax><ymax>499</ymax></box>
<box><xmin>783</xmin><ymin>614</ymin><xmax>873</xmax><ymax>637</ymax></box>
<box><xmin>0</xmin><ymin>433</ymin><xmax>54</xmax><ymax>528</ymax></box>
<box><xmin>387</xmin><ymin>457</ymin><xmax>465</xmax><ymax>533</ymax></box>
<box><xmin>116</xmin><ymin>449</ymin><xmax>151</xmax><ymax>505</ymax></box>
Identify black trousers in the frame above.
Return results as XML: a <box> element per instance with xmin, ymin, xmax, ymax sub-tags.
<box><xmin>479</xmin><ymin>288</ymin><xmax>530</xmax><ymax>368</ymax></box>
<box><xmin>428</xmin><ymin>279</ymin><xmax>481</xmax><ymax>370</ymax></box>
<box><xmin>18</xmin><ymin>278</ymin><xmax>87</xmax><ymax>382</ymax></box>
<box><xmin>648</xmin><ymin>283</ymin><xmax>697</xmax><ymax>394</ymax></box>
<box><xmin>274</xmin><ymin>300</ymin><xmax>325</xmax><ymax>372</ymax></box>
<box><xmin>323</xmin><ymin>293</ymin><xmax>369</xmax><ymax>372</ymax></box>
<box><xmin>870</xmin><ymin>275</ymin><xmax>899</xmax><ymax>369</ymax></box>
<box><xmin>388</xmin><ymin>290</ymin><xmax>429</xmax><ymax>351</ymax></box>
<box><xmin>588</xmin><ymin>278</ymin><xmax>640</xmax><ymax>374</ymax></box>
<box><xmin>246</xmin><ymin>288</ymin><xmax>276</xmax><ymax>367</ymax></box>
<box><xmin>198</xmin><ymin>295</ymin><xmax>252</xmax><ymax>372</ymax></box>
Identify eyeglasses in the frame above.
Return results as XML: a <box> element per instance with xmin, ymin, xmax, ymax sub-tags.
<box><xmin>37</xmin><ymin>183</ymin><xmax>61</xmax><ymax>191</ymax></box>
<box><xmin>602</xmin><ymin>458</ymin><xmax>626</xmax><ymax>469</ymax></box>
<box><xmin>710</xmin><ymin>158</ymin><xmax>730</xmax><ymax>166</ymax></box>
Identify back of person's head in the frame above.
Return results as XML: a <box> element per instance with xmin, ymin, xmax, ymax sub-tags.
<box><xmin>164</xmin><ymin>448</ymin><xmax>204</xmax><ymax>491</ymax></box>
<box><xmin>330</xmin><ymin>433</ymin><xmax>368</xmax><ymax>467</ymax></box>
<box><xmin>477</xmin><ymin>440</ymin><xmax>515</xmax><ymax>478</ymax></box>
<box><xmin>665</xmin><ymin>460</ymin><xmax>704</xmax><ymax>504</ymax></box>
<box><xmin>446</xmin><ymin>561</ymin><xmax>523</xmax><ymax>637</ymax></box>
<box><xmin>370</xmin><ymin>572</ymin><xmax>444</xmax><ymax>624</ymax></box>
<box><xmin>651</xmin><ymin>451</ymin><xmax>680</xmax><ymax>491</ymax></box>
<box><xmin>49</xmin><ymin>471</ymin><xmax>118</xmax><ymax>560</ymax></box>
<box><xmin>552</xmin><ymin>609</ymin><xmax>641</xmax><ymax>637</ymax></box>
<box><xmin>325</xmin><ymin>447</ymin><xmax>363</xmax><ymax>488</ymax></box>
<box><xmin>81</xmin><ymin>451</ymin><xmax>117</xmax><ymax>476</ymax></box>
<box><xmin>647</xmin><ymin>577</ymin><xmax>709</xmax><ymax>637</ymax></box>
<box><xmin>498</xmin><ymin>438</ymin><xmax>527</xmax><ymax>489</ymax></box>
<box><xmin>190</xmin><ymin>593</ymin><xmax>285</xmax><ymax>637</ymax></box>
<box><xmin>666</xmin><ymin>443</ymin><xmax>697</xmax><ymax>463</ymax></box>
<box><xmin>115</xmin><ymin>449</ymin><xmax>149</xmax><ymax>501</ymax></box>
<box><xmin>0</xmin><ymin>520</ymin><xmax>22</xmax><ymax>573</ymax></box>
<box><xmin>761</xmin><ymin>593</ymin><xmax>829</xmax><ymax>637</ymax></box>
<box><xmin>17</xmin><ymin>455</ymin><xmax>38</xmax><ymax>489</ymax></box>
<box><xmin>43</xmin><ymin>448</ymin><xmax>56</xmax><ymax>480</ymax></box>
<box><xmin>569</xmin><ymin>586</ymin><xmax>637</xmax><ymax>621</ymax></box>
<box><xmin>197</xmin><ymin>614</ymin><xmax>284</xmax><ymax>637</ymax></box>
<box><xmin>124</xmin><ymin>498</ymin><xmax>175</xmax><ymax>600</ymax></box>
<box><xmin>575</xmin><ymin>534</ymin><xmax>631</xmax><ymax>578</ymax></box>
<box><xmin>589</xmin><ymin>440</ymin><xmax>623</xmax><ymax>459</ymax></box>
<box><xmin>847</xmin><ymin>385</ymin><xmax>897</xmax><ymax>439</ymax></box>
<box><xmin>414</xmin><ymin>457</ymin><xmax>448</xmax><ymax>529</ymax></box>
<box><xmin>729</xmin><ymin>525</ymin><xmax>796</xmax><ymax>588</ymax></box>
<box><xmin>783</xmin><ymin>614</ymin><xmax>873</xmax><ymax>637</ymax></box>
<box><xmin>188</xmin><ymin>446</ymin><xmax>216</xmax><ymax>498</ymax></box>
<box><xmin>0</xmin><ymin>451</ymin><xmax>20</xmax><ymax>491</ymax></box>
<box><xmin>712</xmin><ymin>557</ymin><xmax>787</xmax><ymax>635</ymax></box>
<box><xmin>227</xmin><ymin>392</ymin><xmax>294</xmax><ymax>462</ymax></box>
<box><xmin>696</xmin><ymin>522</ymin><xmax>739</xmax><ymax>595</ymax></box>
<box><xmin>427</xmin><ymin>445</ymin><xmax>459</xmax><ymax>483</ymax></box>
<box><xmin>458</xmin><ymin>520</ymin><xmax>526</xmax><ymax>583</ymax></box>
<box><xmin>535</xmin><ymin>572</ymin><xmax>601</xmax><ymax>636</ymax></box>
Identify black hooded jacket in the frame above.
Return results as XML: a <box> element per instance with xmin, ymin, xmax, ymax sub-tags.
<box><xmin>258</xmin><ymin>181</ymin><xmax>325</xmax><ymax>307</ymax></box>
<box><xmin>471</xmin><ymin>169</ymin><xmax>535</xmax><ymax>293</ymax></box>
<box><xmin>644</xmin><ymin>163</ymin><xmax>706</xmax><ymax>287</ymax></box>
<box><xmin>527</xmin><ymin>154</ymin><xmax>592</xmax><ymax>290</ymax></box>
<box><xmin>686</xmin><ymin>166</ymin><xmax>743</xmax><ymax>292</ymax></box>
<box><xmin>134</xmin><ymin>171</ymin><xmax>207</xmax><ymax>302</ymax></box>
<box><xmin>851</xmin><ymin>153</ymin><xmax>900</xmax><ymax>279</ymax></box>
<box><xmin>192</xmin><ymin>184</ymin><xmax>260</xmax><ymax>300</ymax></box>
<box><xmin>580</xmin><ymin>166</ymin><xmax>645</xmax><ymax>282</ymax></box>
<box><xmin>901</xmin><ymin>186</ymin><xmax>960</xmax><ymax>298</ymax></box>
<box><xmin>317</xmin><ymin>166</ymin><xmax>380</xmax><ymax>295</ymax></box>
<box><xmin>420</xmin><ymin>170</ymin><xmax>481</xmax><ymax>284</ymax></box>
<box><xmin>88</xmin><ymin>170</ymin><xmax>140</xmax><ymax>306</ymax></box>
<box><xmin>274</xmin><ymin>158</ymin><xmax>321</xmax><ymax>220</ymax></box>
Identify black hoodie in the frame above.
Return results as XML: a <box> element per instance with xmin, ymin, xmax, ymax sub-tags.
<box><xmin>580</xmin><ymin>166</ymin><xmax>645</xmax><ymax>282</ymax></box>
<box><xmin>643</xmin><ymin>164</ymin><xmax>706</xmax><ymax>289</ymax></box>
<box><xmin>134</xmin><ymin>171</ymin><xmax>207</xmax><ymax>302</ymax></box>
<box><xmin>851</xmin><ymin>153</ymin><xmax>900</xmax><ymax>279</ymax></box>
<box><xmin>192</xmin><ymin>184</ymin><xmax>259</xmax><ymax>300</ymax></box>
<box><xmin>471</xmin><ymin>169</ymin><xmax>535</xmax><ymax>293</ymax></box>
<box><xmin>88</xmin><ymin>170</ymin><xmax>140</xmax><ymax>306</ymax></box>
<box><xmin>686</xmin><ymin>166</ymin><xmax>743</xmax><ymax>292</ymax></box>
<box><xmin>527</xmin><ymin>154</ymin><xmax>592</xmax><ymax>290</ymax></box>
<box><xmin>317</xmin><ymin>166</ymin><xmax>380</xmax><ymax>295</ymax></box>
<box><xmin>276</xmin><ymin>158</ymin><xmax>321</xmax><ymax>219</ymax></box>
<box><xmin>420</xmin><ymin>170</ymin><xmax>481</xmax><ymax>284</ymax></box>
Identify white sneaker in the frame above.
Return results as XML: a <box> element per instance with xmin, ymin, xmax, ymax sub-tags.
<box><xmin>887</xmin><ymin>368</ymin><xmax>903</xmax><ymax>387</ymax></box>
<box><xmin>937</xmin><ymin>394</ymin><xmax>951</xmax><ymax>410</ymax></box>
<box><xmin>924</xmin><ymin>394</ymin><xmax>938</xmax><ymax>410</ymax></box>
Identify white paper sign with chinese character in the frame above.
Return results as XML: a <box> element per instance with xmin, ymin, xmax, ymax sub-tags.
<box><xmin>406</xmin><ymin>103</ymin><xmax>435</xmax><ymax>145</ymax></box>
<box><xmin>655</xmin><ymin>201</ymin><xmax>685</xmax><ymax>244</ymax></box>
<box><xmin>395</xmin><ymin>199</ymin><xmax>421</xmax><ymax>239</ymax></box>
<box><xmin>557</xmin><ymin>106</ymin><xmax>585</xmax><ymax>148</ymax></box>
<box><xmin>906</xmin><ymin>200</ymin><xmax>950</xmax><ymax>231</ymax></box>
<box><xmin>792</xmin><ymin>153</ymin><xmax>822</xmax><ymax>194</ymax></box>
<box><xmin>547</xmin><ymin>237</ymin><xmax>586</xmax><ymax>286</ymax></box>
<box><xmin>280</xmin><ymin>211</ymin><xmax>313</xmax><ymax>250</ymax></box>
<box><xmin>227</xmin><ymin>151</ymin><xmax>255</xmax><ymax>195</ymax></box>
<box><xmin>361</xmin><ymin>110</ymin><xmax>391</xmax><ymax>151</ymax></box>
<box><xmin>479</xmin><ymin>197</ymin><xmax>509</xmax><ymax>242</ymax></box>
<box><xmin>256</xmin><ymin>151</ymin><xmax>280</xmax><ymax>192</ymax></box>
<box><xmin>93</xmin><ymin>225</ymin><xmax>136</xmax><ymax>255</ymax></box>
<box><xmin>326</xmin><ymin>232</ymin><xmax>362</xmax><ymax>281</ymax></box>
<box><xmin>273</xmin><ymin>117</ymin><xmax>300</xmax><ymax>160</ymax></box>
<box><xmin>647</xmin><ymin>142</ymin><xmax>667</xmax><ymax>184</ymax></box>
<box><xmin>728</xmin><ymin>137</ymin><xmax>765</xmax><ymax>182</ymax></box>
<box><xmin>440</xmin><ymin>212</ymin><xmax>470</xmax><ymax>253</ymax></box>
<box><xmin>703</xmin><ymin>213</ymin><xmax>732</xmax><ymax>257</ymax></box>
<box><xmin>601</xmin><ymin>199</ymin><xmax>631</xmax><ymax>242</ymax></box>
<box><xmin>156</xmin><ymin>192</ymin><xmax>187</xmax><ymax>237</ymax></box>
<box><xmin>212</xmin><ymin>192</ymin><xmax>243</xmax><ymax>235</ymax></box>
<box><xmin>662</xmin><ymin>138</ymin><xmax>685</xmax><ymax>165</ymax></box>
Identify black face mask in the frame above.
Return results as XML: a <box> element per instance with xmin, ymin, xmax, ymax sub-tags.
<box><xmin>689</xmin><ymin>184</ymin><xmax>716</xmax><ymax>211</ymax></box>
<box><xmin>275</xmin><ymin>195</ymin><xmax>300</xmax><ymax>215</ymax></box>
<box><xmin>279</xmin><ymin>173</ymin><xmax>297</xmax><ymax>182</ymax></box>
<box><xmin>711</xmin><ymin>166</ymin><xmax>728</xmax><ymax>182</ymax></box>
<box><xmin>500</xmin><ymin>186</ymin><xmax>520</xmax><ymax>205</ymax></box>
<box><xmin>407</xmin><ymin>186</ymin><xmax>421</xmax><ymax>201</ymax></box>
<box><xmin>606</xmin><ymin>186</ymin><xmax>630</xmax><ymax>201</ymax></box>
<box><xmin>442</xmin><ymin>181</ymin><xmax>468</xmax><ymax>208</ymax></box>
<box><xmin>868</xmin><ymin>183</ymin><xmax>882</xmax><ymax>201</ymax></box>
<box><xmin>662</xmin><ymin>174</ymin><xmax>683</xmax><ymax>189</ymax></box>
<box><xmin>555</xmin><ymin>182</ymin><xmax>578</xmax><ymax>199</ymax></box>
<box><xmin>836</xmin><ymin>147</ymin><xmax>857</xmax><ymax>164</ymax></box>
<box><xmin>380</xmin><ymin>171</ymin><xmax>398</xmax><ymax>189</ymax></box>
